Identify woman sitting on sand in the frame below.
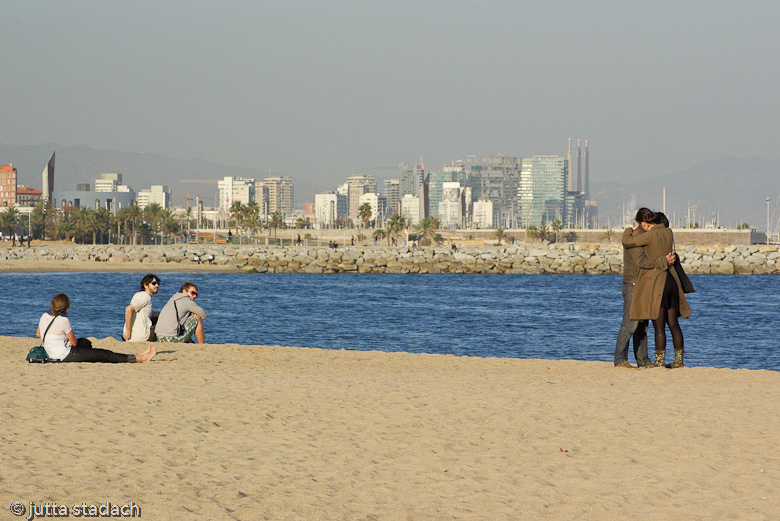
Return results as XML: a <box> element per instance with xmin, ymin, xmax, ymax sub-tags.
<box><xmin>36</xmin><ymin>293</ymin><xmax>156</xmax><ymax>363</ymax></box>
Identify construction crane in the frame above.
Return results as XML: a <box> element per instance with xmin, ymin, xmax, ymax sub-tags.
<box><xmin>171</xmin><ymin>192</ymin><xmax>193</xmax><ymax>208</ymax></box>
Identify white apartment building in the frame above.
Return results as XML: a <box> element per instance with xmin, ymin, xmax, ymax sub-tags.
<box><xmin>438</xmin><ymin>182</ymin><xmax>468</xmax><ymax>229</ymax></box>
<box><xmin>358</xmin><ymin>192</ymin><xmax>380</xmax><ymax>227</ymax></box>
<box><xmin>314</xmin><ymin>191</ymin><xmax>346</xmax><ymax>228</ymax></box>
<box><xmin>94</xmin><ymin>173</ymin><xmax>123</xmax><ymax>192</ymax></box>
<box><xmin>137</xmin><ymin>185</ymin><xmax>170</xmax><ymax>210</ymax></box>
<box><xmin>400</xmin><ymin>194</ymin><xmax>422</xmax><ymax>227</ymax></box>
<box><xmin>472</xmin><ymin>200</ymin><xmax>494</xmax><ymax>229</ymax></box>
<box><xmin>218</xmin><ymin>176</ymin><xmax>256</xmax><ymax>213</ymax></box>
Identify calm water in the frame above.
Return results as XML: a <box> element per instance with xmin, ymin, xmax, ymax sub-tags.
<box><xmin>2</xmin><ymin>272</ymin><xmax>778</xmax><ymax>371</ymax></box>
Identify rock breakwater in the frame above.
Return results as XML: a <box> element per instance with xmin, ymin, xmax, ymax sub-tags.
<box><xmin>2</xmin><ymin>243</ymin><xmax>779</xmax><ymax>274</ymax></box>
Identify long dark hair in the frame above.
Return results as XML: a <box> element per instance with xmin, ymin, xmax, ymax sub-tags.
<box><xmin>652</xmin><ymin>212</ymin><xmax>670</xmax><ymax>227</ymax></box>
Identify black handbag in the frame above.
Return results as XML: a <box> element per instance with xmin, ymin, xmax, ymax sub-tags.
<box><xmin>672</xmin><ymin>253</ymin><xmax>695</xmax><ymax>294</ymax></box>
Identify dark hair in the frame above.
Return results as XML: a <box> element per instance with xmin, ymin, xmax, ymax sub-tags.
<box><xmin>180</xmin><ymin>281</ymin><xmax>198</xmax><ymax>293</ymax></box>
<box><xmin>652</xmin><ymin>212</ymin><xmax>670</xmax><ymax>227</ymax></box>
<box><xmin>50</xmin><ymin>293</ymin><xmax>70</xmax><ymax>315</ymax></box>
<box><xmin>141</xmin><ymin>273</ymin><xmax>160</xmax><ymax>291</ymax></box>
<box><xmin>635</xmin><ymin>207</ymin><xmax>654</xmax><ymax>224</ymax></box>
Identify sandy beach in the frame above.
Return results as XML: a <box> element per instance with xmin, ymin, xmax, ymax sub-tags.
<box><xmin>2</xmin><ymin>335</ymin><xmax>778</xmax><ymax>520</ymax></box>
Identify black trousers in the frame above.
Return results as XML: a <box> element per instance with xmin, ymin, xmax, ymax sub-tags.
<box><xmin>62</xmin><ymin>338</ymin><xmax>134</xmax><ymax>363</ymax></box>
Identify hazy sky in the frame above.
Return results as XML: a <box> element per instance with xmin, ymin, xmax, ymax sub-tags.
<box><xmin>3</xmin><ymin>1</ymin><xmax>779</xmax><ymax>188</ymax></box>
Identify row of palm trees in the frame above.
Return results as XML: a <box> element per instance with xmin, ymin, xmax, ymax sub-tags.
<box><xmin>0</xmin><ymin>200</ymin><xmax>182</xmax><ymax>245</ymax></box>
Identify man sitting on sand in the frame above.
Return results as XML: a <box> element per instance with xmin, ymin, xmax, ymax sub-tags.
<box><xmin>123</xmin><ymin>274</ymin><xmax>160</xmax><ymax>342</ymax></box>
<box><xmin>155</xmin><ymin>282</ymin><xmax>207</xmax><ymax>343</ymax></box>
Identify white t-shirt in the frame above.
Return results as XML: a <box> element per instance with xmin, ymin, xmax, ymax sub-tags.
<box><xmin>126</xmin><ymin>291</ymin><xmax>153</xmax><ymax>342</ymax></box>
<box><xmin>38</xmin><ymin>312</ymin><xmax>73</xmax><ymax>360</ymax></box>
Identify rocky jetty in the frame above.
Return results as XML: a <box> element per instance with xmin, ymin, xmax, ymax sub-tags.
<box><xmin>2</xmin><ymin>242</ymin><xmax>778</xmax><ymax>274</ymax></box>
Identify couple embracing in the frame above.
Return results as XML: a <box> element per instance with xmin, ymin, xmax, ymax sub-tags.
<box><xmin>615</xmin><ymin>208</ymin><xmax>692</xmax><ymax>369</ymax></box>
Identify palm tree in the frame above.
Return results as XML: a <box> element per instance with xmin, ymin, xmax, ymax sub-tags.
<box><xmin>551</xmin><ymin>219</ymin><xmax>563</xmax><ymax>243</ymax></box>
<box><xmin>537</xmin><ymin>223</ymin><xmax>550</xmax><ymax>242</ymax></box>
<box><xmin>268</xmin><ymin>211</ymin><xmax>283</xmax><ymax>237</ymax></box>
<box><xmin>602</xmin><ymin>228</ymin><xmax>616</xmax><ymax>243</ymax></box>
<box><xmin>144</xmin><ymin>202</ymin><xmax>162</xmax><ymax>229</ymax></box>
<box><xmin>526</xmin><ymin>225</ymin><xmax>538</xmax><ymax>242</ymax></box>
<box><xmin>414</xmin><ymin>217</ymin><xmax>437</xmax><ymax>246</ymax></box>
<box><xmin>118</xmin><ymin>205</ymin><xmax>143</xmax><ymax>245</ymax></box>
<box><xmin>386</xmin><ymin>213</ymin><xmax>406</xmax><ymax>246</ymax></box>
<box><xmin>183</xmin><ymin>206</ymin><xmax>194</xmax><ymax>232</ymax></box>
<box><xmin>81</xmin><ymin>210</ymin><xmax>103</xmax><ymax>245</ymax></box>
<box><xmin>56</xmin><ymin>221</ymin><xmax>77</xmax><ymax>241</ymax></box>
<box><xmin>243</xmin><ymin>212</ymin><xmax>263</xmax><ymax>240</ymax></box>
<box><xmin>358</xmin><ymin>203</ymin><xmax>372</xmax><ymax>229</ymax></box>
<box><xmin>372</xmin><ymin>229</ymin><xmax>386</xmax><ymax>244</ymax></box>
<box><xmin>0</xmin><ymin>206</ymin><xmax>20</xmax><ymax>236</ymax></box>
<box><xmin>494</xmin><ymin>227</ymin><xmax>506</xmax><ymax>246</ymax></box>
<box><xmin>95</xmin><ymin>208</ymin><xmax>114</xmax><ymax>244</ymax></box>
<box><xmin>230</xmin><ymin>201</ymin><xmax>245</xmax><ymax>227</ymax></box>
<box><xmin>157</xmin><ymin>209</ymin><xmax>178</xmax><ymax>243</ymax></box>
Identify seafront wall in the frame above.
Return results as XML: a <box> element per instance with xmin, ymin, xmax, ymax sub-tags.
<box><xmin>2</xmin><ymin>243</ymin><xmax>779</xmax><ymax>274</ymax></box>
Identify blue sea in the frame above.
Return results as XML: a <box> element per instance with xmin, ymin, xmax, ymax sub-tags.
<box><xmin>2</xmin><ymin>272</ymin><xmax>778</xmax><ymax>371</ymax></box>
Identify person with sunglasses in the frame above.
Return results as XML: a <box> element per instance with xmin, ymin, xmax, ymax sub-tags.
<box><xmin>123</xmin><ymin>273</ymin><xmax>161</xmax><ymax>342</ymax></box>
<box><xmin>155</xmin><ymin>282</ymin><xmax>207</xmax><ymax>343</ymax></box>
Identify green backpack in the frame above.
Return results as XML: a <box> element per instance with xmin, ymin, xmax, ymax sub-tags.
<box><xmin>26</xmin><ymin>317</ymin><xmax>58</xmax><ymax>363</ymax></box>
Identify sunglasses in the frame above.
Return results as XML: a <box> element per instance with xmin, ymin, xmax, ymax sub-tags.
<box><xmin>151</xmin><ymin>281</ymin><xmax>160</xmax><ymax>286</ymax></box>
<box><xmin>189</xmin><ymin>291</ymin><xmax>198</xmax><ymax>297</ymax></box>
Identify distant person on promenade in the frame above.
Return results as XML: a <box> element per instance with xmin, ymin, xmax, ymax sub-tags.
<box><xmin>623</xmin><ymin>210</ymin><xmax>691</xmax><ymax>368</ymax></box>
<box><xmin>616</xmin><ymin>208</ymin><xmax>675</xmax><ymax>368</ymax></box>
<box><xmin>155</xmin><ymin>282</ymin><xmax>207</xmax><ymax>343</ymax></box>
<box><xmin>35</xmin><ymin>293</ymin><xmax>156</xmax><ymax>363</ymax></box>
<box><xmin>123</xmin><ymin>274</ymin><xmax>160</xmax><ymax>342</ymax></box>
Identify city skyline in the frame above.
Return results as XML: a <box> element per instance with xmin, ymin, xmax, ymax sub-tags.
<box><xmin>2</xmin><ymin>2</ymin><xmax>779</xmax><ymax>200</ymax></box>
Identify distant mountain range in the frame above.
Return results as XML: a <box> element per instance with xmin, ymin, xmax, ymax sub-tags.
<box><xmin>2</xmin><ymin>143</ymin><xmax>779</xmax><ymax>230</ymax></box>
<box><xmin>591</xmin><ymin>157</ymin><xmax>780</xmax><ymax>230</ymax></box>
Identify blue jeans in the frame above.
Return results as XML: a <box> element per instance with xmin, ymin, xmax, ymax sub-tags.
<box><xmin>614</xmin><ymin>283</ymin><xmax>650</xmax><ymax>366</ymax></box>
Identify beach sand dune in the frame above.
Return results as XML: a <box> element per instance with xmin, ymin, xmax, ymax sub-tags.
<box><xmin>2</xmin><ymin>336</ymin><xmax>779</xmax><ymax>520</ymax></box>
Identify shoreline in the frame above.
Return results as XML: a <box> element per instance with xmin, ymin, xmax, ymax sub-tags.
<box><xmin>4</xmin><ymin>335</ymin><xmax>779</xmax><ymax>520</ymax></box>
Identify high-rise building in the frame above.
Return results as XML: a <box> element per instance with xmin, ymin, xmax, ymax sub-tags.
<box><xmin>399</xmin><ymin>161</ymin><xmax>424</xmax><ymax>198</ymax></box>
<box><xmin>41</xmin><ymin>152</ymin><xmax>55</xmax><ymax>203</ymax></box>
<box><xmin>383</xmin><ymin>178</ymin><xmax>400</xmax><ymax>216</ymax></box>
<box><xmin>264</xmin><ymin>176</ymin><xmax>294</xmax><ymax>218</ymax></box>
<box><xmin>218</xmin><ymin>176</ymin><xmax>256</xmax><ymax>213</ymax></box>
<box><xmin>474</xmin><ymin>156</ymin><xmax>521</xmax><ymax>228</ymax></box>
<box><xmin>345</xmin><ymin>174</ymin><xmax>376</xmax><ymax>221</ymax></box>
<box><xmin>517</xmin><ymin>156</ymin><xmax>567</xmax><ymax>227</ymax></box>
<box><xmin>1</xmin><ymin>164</ymin><xmax>18</xmax><ymax>207</ymax></box>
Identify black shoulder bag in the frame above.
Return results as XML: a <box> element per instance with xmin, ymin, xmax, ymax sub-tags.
<box><xmin>672</xmin><ymin>240</ymin><xmax>695</xmax><ymax>294</ymax></box>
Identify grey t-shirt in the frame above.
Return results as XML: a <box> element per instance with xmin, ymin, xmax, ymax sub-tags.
<box><xmin>155</xmin><ymin>292</ymin><xmax>207</xmax><ymax>337</ymax></box>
